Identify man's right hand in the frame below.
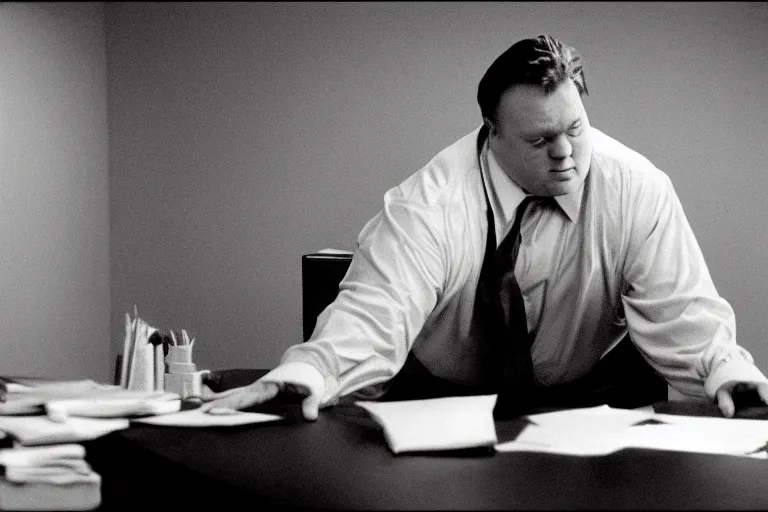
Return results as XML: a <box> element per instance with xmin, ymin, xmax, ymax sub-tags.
<box><xmin>199</xmin><ymin>362</ymin><xmax>326</xmax><ymax>421</ymax></box>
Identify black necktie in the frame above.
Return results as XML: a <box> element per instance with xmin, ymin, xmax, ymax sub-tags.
<box><xmin>492</xmin><ymin>196</ymin><xmax>541</xmax><ymax>417</ymax></box>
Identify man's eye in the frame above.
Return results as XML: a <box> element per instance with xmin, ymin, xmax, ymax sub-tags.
<box><xmin>567</xmin><ymin>127</ymin><xmax>582</xmax><ymax>137</ymax></box>
<box><xmin>530</xmin><ymin>139</ymin><xmax>546</xmax><ymax>148</ymax></box>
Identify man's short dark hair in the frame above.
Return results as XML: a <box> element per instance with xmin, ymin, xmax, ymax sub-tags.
<box><xmin>477</xmin><ymin>34</ymin><xmax>588</xmax><ymax>122</ymax></box>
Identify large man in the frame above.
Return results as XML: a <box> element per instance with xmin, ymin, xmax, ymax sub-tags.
<box><xmin>203</xmin><ymin>35</ymin><xmax>768</xmax><ymax>420</ymax></box>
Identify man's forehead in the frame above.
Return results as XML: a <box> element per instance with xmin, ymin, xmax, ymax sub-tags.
<box><xmin>499</xmin><ymin>82</ymin><xmax>584</xmax><ymax>135</ymax></box>
<box><xmin>518</xmin><ymin>114</ymin><xmax>581</xmax><ymax>138</ymax></box>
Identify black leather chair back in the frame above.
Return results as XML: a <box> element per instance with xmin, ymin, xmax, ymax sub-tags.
<box><xmin>302</xmin><ymin>252</ymin><xmax>353</xmax><ymax>341</ymax></box>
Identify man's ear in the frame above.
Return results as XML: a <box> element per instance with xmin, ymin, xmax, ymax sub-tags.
<box><xmin>483</xmin><ymin>117</ymin><xmax>497</xmax><ymax>137</ymax></box>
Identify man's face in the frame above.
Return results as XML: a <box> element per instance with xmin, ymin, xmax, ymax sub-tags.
<box><xmin>486</xmin><ymin>80</ymin><xmax>592</xmax><ymax>197</ymax></box>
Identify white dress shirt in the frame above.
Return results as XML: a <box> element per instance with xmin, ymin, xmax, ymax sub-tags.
<box><xmin>280</xmin><ymin>126</ymin><xmax>767</xmax><ymax>406</ymax></box>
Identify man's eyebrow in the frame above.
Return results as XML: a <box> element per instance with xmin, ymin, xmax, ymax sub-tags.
<box><xmin>523</xmin><ymin>118</ymin><xmax>581</xmax><ymax>140</ymax></box>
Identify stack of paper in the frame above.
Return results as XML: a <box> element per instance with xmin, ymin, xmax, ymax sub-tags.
<box><xmin>0</xmin><ymin>376</ymin><xmax>182</xmax><ymax>510</ymax></box>
<box><xmin>0</xmin><ymin>416</ymin><xmax>129</xmax><ymax>446</ymax></box>
<box><xmin>0</xmin><ymin>380</ymin><xmax>122</xmax><ymax>416</ymax></box>
<box><xmin>0</xmin><ymin>444</ymin><xmax>94</xmax><ymax>483</ymax></box>
<box><xmin>356</xmin><ymin>395</ymin><xmax>498</xmax><ymax>454</ymax></box>
<box><xmin>0</xmin><ymin>444</ymin><xmax>101</xmax><ymax>510</ymax></box>
<box><xmin>496</xmin><ymin>405</ymin><xmax>768</xmax><ymax>458</ymax></box>
<box><xmin>45</xmin><ymin>391</ymin><xmax>180</xmax><ymax>422</ymax></box>
<box><xmin>0</xmin><ymin>379</ymin><xmax>181</xmax><ymax>421</ymax></box>
<box><xmin>0</xmin><ymin>380</ymin><xmax>186</xmax><ymax>445</ymax></box>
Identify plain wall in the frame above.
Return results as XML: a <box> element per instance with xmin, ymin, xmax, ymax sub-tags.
<box><xmin>106</xmin><ymin>2</ymin><xmax>768</xmax><ymax>377</ymax></box>
<box><xmin>0</xmin><ymin>3</ymin><xmax>110</xmax><ymax>381</ymax></box>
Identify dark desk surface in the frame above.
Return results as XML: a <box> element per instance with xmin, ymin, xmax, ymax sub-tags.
<box><xmin>84</xmin><ymin>370</ymin><xmax>768</xmax><ymax>510</ymax></box>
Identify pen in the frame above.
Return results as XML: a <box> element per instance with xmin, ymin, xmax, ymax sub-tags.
<box><xmin>745</xmin><ymin>440</ymin><xmax>768</xmax><ymax>456</ymax></box>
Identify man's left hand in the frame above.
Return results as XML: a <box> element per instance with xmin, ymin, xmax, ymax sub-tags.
<box><xmin>715</xmin><ymin>380</ymin><xmax>768</xmax><ymax>417</ymax></box>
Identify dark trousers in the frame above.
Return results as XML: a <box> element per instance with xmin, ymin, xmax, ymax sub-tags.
<box><xmin>382</xmin><ymin>335</ymin><xmax>668</xmax><ymax>411</ymax></box>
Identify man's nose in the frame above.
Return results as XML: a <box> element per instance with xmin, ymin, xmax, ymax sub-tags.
<box><xmin>548</xmin><ymin>134</ymin><xmax>572</xmax><ymax>160</ymax></box>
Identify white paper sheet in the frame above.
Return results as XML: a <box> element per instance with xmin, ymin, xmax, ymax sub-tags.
<box><xmin>527</xmin><ymin>405</ymin><xmax>655</xmax><ymax>430</ymax></box>
<box><xmin>1</xmin><ymin>386</ymin><xmax>181</xmax><ymax>418</ymax></box>
<box><xmin>131</xmin><ymin>408</ymin><xmax>283</xmax><ymax>427</ymax></box>
<box><xmin>0</xmin><ymin>380</ymin><xmax>123</xmax><ymax>415</ymax></box>
<box><xmin>0</xmin><ymin>444</ymin><xmax>85</xmax><ymax>467</ymax></box>
<box><xmin>496</xmin><ymin>405</ymin><xmax>768</xmax><ymax>458</ymax></box>
<box><xmin>356</xmin><ymin>395</ymin><xmax>498</xmax><ymax>454</ymax></box>
<box><xmin>0</xmin><ymin>416</ymin><xmax>129</xmax><ymax>446</ymax></box>
<box><xmin>45</xmin><ymin>392</ymin><xmax>181</xmax><ymax>421</ymax></box>
<box><xmin>615</xmin><ymin>423</ymin><xmax>768</xmax><ymax>458</ymax></box>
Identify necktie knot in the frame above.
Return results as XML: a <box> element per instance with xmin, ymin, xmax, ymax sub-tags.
<box><xmin>495</xmin><ymin>196</ymin><xmax>546</xmax><ymax>271</ymax></box>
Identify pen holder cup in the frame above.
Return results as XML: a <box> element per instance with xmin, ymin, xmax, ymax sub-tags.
<box><xmin>166</xmin><ymin>345</ymin><xmax>193</xmax><ymax>365</ymax></box>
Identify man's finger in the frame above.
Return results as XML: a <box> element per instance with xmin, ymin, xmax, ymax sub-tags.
<box><xmin>204</xmin><ymin>384</ymin><xmax>279</xmax><ymax>411</ymax></box>
<box><xmin>716</xmin><ymin>387</ymin><xmax>735</xmax><ymax>418</ymax></box>
<box><xmin>199</xmin><ymin>382</ymin><xmax>280</xmax><ymax>412</ymax></box>
<box><xmin>301</xmin><ymin>393</ymin><xmax>321</xmax><ymax>421</ymax></box>
<box><xmin>200</xmin><ymin>385</ymin><xmax>245</xmax><ymax>402</ymax></box>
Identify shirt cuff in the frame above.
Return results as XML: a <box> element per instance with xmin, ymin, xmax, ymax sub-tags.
<box><xmin>264</xmin><ymin>359</ymin><xmax>340</xmax><ymax>407</ymax></box>
<box><xmin>704</xmin><ymin>358</ymin><xmax>768</xmax><ymax>399</ymax></box>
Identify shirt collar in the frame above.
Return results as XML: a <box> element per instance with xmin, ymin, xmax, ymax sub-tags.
<box><xmin>485</xmin><ymin>144</ymin><xmax>583</xmax><ymax>223</ymax></box>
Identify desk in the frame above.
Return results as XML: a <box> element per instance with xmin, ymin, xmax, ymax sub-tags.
<box><xmin>84</xmin><ymin>370</ymin><xmax>768</xmax><ymax>510</ymax></box>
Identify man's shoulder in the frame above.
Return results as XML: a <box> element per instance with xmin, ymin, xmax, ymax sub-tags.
<box><xmin>389</xmin><ymin>127</ymin><xmax>484</xmax><ymax>206</ymax></box>
<box><xmin>590</xmin><ymin>127</ymin><xmax>672</xmax><ymax>192</ymax></box>
<box><xmin>591</xmin><ymin>126</ymin><xmax>656</xmax><ymax>172</ymax></box>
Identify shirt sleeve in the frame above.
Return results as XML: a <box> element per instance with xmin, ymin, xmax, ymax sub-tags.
<box><xmin>620</xmin><ymin>170</ymin><xmax>768</xmax><ymax>398</ymax></box>
<box><xmin>280</xmin><ymin>188</ymin><xmax>447</xmax><ymax>403</ymax></box>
